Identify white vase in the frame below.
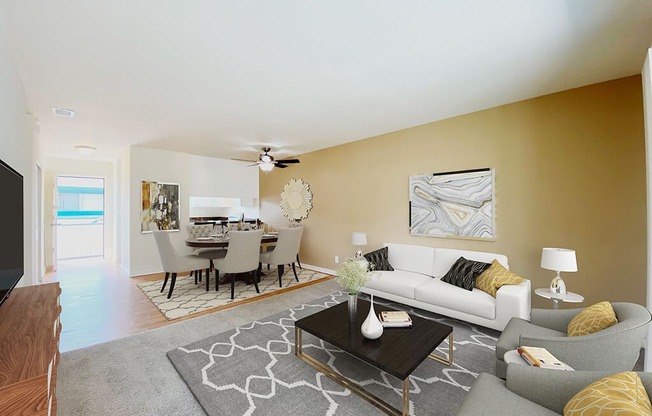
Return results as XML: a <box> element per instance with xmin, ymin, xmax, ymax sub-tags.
<box><xmin>361</xmin><ymin>295</ymin><xmax>384</xmax><ymax>340</ymax></box>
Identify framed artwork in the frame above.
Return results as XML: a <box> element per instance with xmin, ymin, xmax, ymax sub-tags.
<box><xmin>409</xmin><ymin>168</ymin><xmax>495</xmax><ymax>240</ymax></box>
<box><xmin>141</xmin><ymin>181</ymin><xmax>180</xmax><ymax>233</ymax></box>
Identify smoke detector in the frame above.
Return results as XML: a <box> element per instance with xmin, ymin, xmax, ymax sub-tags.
<box><xmin>74</xmin><ymin>145</ymin><xmax>96</xmax><ymax>156</ymax></box>
<box><xmin>52</xmin><ymin>107</ymin><xmax>75</xmax><ymax>118</ymax></box>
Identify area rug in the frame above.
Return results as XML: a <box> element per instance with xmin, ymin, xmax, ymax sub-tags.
<box><xmin>138</xmin><ymin>268</ymin><xmax>330</xmax><ymax>320</ymax></box>
<box><xmin>167</xmin><ymin>293</ymin><xmax>500</xmax><ymax>416</ymax></box>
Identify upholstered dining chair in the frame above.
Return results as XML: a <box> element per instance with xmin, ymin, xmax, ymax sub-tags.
<box><xmin>185</xmin><ymin>223</ymin><xmax>223</xmax><ymax>284</ymax></box>
<box><xmin>152</xmin><ymin>230</ymin><xmax>210</xmax><ymax>299</ymax></box>
<box><xmin>495</xmin><ymin>302</ymin><xmax>651</xmax><ymax>378</ymax></box>
<box><xmin>259</xmin><ymin>227</ymin><xmax>303</xmax><ymax>287</ymax></box>
<box><xmin>213</xmin><ymin>230</ymin><xmax>264</xmax><ymax>299</ymax></box>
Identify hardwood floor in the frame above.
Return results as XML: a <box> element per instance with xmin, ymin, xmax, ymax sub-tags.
<box><xmin>45</xmin><ymin>258</ymin><xmax>333</xmax><ymax>353</ymax></box>
<box><xmin>44</xmin><ymin>259</ymin><xmax>170</xmax><ymax>352</ymax></box>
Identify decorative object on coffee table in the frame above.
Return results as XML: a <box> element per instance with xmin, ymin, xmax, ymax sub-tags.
<box><xmin>361</xmin><ymin>294</ymin><xmax>383</xmax><ymax>339</ymax></box>
<box><xmin>335</xmin><ymin>258</ymin><xmax>375</xmax><ymax>319</ymax></box>
<box><xmin>541</xmin><ymin>247</ymin><xmax>577</xmax><ymax>295</ymax></box>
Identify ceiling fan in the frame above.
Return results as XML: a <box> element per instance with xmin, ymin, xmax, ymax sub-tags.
<box><xmin>232</xmin><ymin>147</ymin><xmax>300</xmax><ymax>171</ymax></box>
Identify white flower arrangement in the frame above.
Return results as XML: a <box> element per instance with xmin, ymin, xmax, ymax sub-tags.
<box><xmin>335</xmin><ymin>259</ymin><xmax>376</xmax><ymax>295</ymax></box>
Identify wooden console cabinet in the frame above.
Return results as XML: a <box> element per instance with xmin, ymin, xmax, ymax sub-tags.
<box><xmin>0</xmin><ymin>283</ymin><xmax>62</xmax><ymax>415</ymax></box>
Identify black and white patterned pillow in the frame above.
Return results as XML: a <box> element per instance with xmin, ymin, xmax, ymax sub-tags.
<box><xmin>440</xmin><ymin>256</ymin><xmax>491</xmax><ymax>291</ymax></box>
<box><xmin>363</xmin><ymin>247</ymin><xmax>394</xmax><ymax>271</ymax></box>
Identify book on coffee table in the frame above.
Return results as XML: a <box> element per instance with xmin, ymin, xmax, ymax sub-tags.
<box><xmin>379</xmin><ymin>311</ymin><xmax>412</xmax><ymax>328</ymax></box>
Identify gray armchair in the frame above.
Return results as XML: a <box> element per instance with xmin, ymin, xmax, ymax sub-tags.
<box><xmin>495</xmin><ymin>302</ymin><xmax>651</xmax><ymax>378</ymax></box>
<box><xmin>457</xmin><ymin>365</ymin><xmax>652</xmax><ymax>415</ymax></box>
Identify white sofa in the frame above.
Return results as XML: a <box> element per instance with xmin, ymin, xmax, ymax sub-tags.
<box><xmin>360</xmin><ymin>243</ymin><xmax>531</xmax><ymax>331</ymax></box>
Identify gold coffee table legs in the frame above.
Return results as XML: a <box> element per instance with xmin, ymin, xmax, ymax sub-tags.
<box><xmin>294</xmin><ymin>327</ymin><xmax>453</xmax><ymax>416</ymax></box>
<box><xmin>428</xmin><ymin>333</ymin><xmax>453</xmax><ymax>365</ymax></box>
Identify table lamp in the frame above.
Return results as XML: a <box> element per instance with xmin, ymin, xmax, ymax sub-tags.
<box><xmin>351</xmin><ymin>232</ymin><xmax>367</xmax><ymax>258</ymax></box>
<box><xmin>541</xmin><ymin>248</ymin><xmax>577</xmax><ymax>295</ymax></box>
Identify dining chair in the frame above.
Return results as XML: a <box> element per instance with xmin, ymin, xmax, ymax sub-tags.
<box><xmin>213</xmin><ymin>230</ymin><xmax>264</xmax><ymax>299</ymax></box>
<box><xmin>152</xmin><ymin>230</ymin><xmax>211</xmax><ymax>299</ymax></box>
<box><xmin>259</xmin><ymin>227</ymin><xmax>303</xmax><ymax>287</ymax></box>
<box><xmin>186</xmin><ymin>223</ymin><xmax>228</xmax><ymax>284</ymax></box>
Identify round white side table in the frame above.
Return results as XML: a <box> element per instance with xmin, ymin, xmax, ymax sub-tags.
<box><xmin>503</xmin><ymin>350</ymin><xmax>528</xmax><ymax>366</ymax></box>
<box><xmin>534</xmin><ymin>288</ymin><xmax>584</xmax><ymax>309</ymax></box>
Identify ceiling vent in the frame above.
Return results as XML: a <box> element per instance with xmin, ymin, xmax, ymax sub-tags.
<box><xmin>52</xmin><ymin>107</ymin><xmax>75</xmax><ymax>118</ymax></box>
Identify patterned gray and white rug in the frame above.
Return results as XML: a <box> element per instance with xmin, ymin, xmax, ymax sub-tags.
<box><xmin>138</xmin><ymin>268</ymin><xmax>330</xmax><ymax>320</ymax></box>
<box><xmin>167</xmin><ymin>293</ymin><xmax>500</xmax><ymax>416</ymax></box>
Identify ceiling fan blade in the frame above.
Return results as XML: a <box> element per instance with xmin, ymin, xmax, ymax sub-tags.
<box><xmin>275</xmin><ymin>159</ymin><xmax>300</xmax><ymax>164</ymax></box>
<box><xmin>247</xmin><ymin>163</ymin><xmax>260</xmax><ymax>167</ymax></box>
<box><xmin>231</xmin><ymin>158</ymin><xmax>257</xmax><ymax>163</ymax></box>
<box><xmin>276</xmin><ymin>163</ymin><xmax>289</xmax><ymax>168</ymax></box>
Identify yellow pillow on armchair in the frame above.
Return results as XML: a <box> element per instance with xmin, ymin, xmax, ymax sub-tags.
<box><xmin>567</xmin><ymin>301</ymin><xmax>618</xmax><ymax>337</ymax></box>
<box><xmin>564</xmin><ymin>372</ymin><xmax>652</xmax><ymax>416</ymax></box>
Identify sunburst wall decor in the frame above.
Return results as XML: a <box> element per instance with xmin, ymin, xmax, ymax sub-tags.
<box><xmin>280</xmin><ymin>178</ymin><xmax>313</xmax><ymax>221</ymax></box>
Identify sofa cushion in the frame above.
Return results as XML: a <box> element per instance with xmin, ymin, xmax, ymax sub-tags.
<box><xmin>363</xmin><ymin>247</ymin><xmax>394</xmax><ymax>271</ymax></box>
<box><xmin>496</xmin><ymin>317</ymin><xmax>566</xmax><ymax>361</ymax></box>
<box><xmin>364</xmin><ymin>270</ymin><xmax>432</xmax><ymax>300</ymax></box>
<box><xmin>567</xmin><ymin>301</ymin><xmax>618</xmax><ymax>337</ymax></box>
<box><xmin>564</xmin><ymin>372</ymin><xmax>652</xmax><ymax>416</ymax></box>
<box><xmin>475</xmin><ymin>260</ymin><xmax>526</xmax><ymax>297</ymax></box>
<box><xmin>441</xmin><ymin>256</ymin><xmax>491</xmax><ymax>291</ymax></box>
<box><xmin>432</xmin><ymin>248</ymin><xmax>509</xmax><ymax>278</ymax></box>
<box><xmin>414</xmin><ymin>278</ymin><xmax>496</xmax><ymax>320</ymax></box>
<box><xmin>385</xmin><ymin>243</ymin><xmax>435</xmax><ymax>276</ymax></box>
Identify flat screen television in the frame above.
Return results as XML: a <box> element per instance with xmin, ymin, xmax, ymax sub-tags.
<box><xmin>0</xmin><ymin>158</ymin><xmax>23</xmax><ymax>308</ymax></box>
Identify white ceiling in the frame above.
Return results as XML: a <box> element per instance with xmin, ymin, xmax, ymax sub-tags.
<box><xmin>2</xmin><ymin>1</ymin><xmax>652</xmax><ymax>162</ymax></box>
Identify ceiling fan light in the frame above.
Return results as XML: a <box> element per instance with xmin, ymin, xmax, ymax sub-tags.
<box><xmin>260</xmin><ymin>155</ymin><xmax>272</xmax><ymax>163</ymax></box>
<box><xmin>259</xmin><ymin>162</ymin><xmax>274</xmax><ymax>172</ymax></box>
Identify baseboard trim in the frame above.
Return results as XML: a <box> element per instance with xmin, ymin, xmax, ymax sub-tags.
<box><xmin>302</xmin><ymin>264</ymin><xmax>335</xmax><ymax>276</ymax></box>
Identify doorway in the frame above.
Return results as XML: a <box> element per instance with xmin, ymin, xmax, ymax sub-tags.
<box><xmin>55</xmin><ymin>176</ymin><xmax>105</xmax><ymax>261</ymax></box>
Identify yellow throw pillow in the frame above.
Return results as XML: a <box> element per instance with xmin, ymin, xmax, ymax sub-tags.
<box><xmin>564</xmin><ymin>372</ymin><xmax>652</xmax><ymax>416</ymax></box>
<box><xmin>474</xmin><ymin>259</ymin><xmax>525</xmax><ymax>297</ymax></box>
<box><xmin>567</xmin><ymin>301</ymin><xmax>618</xmax><ymax>337</ymax></box>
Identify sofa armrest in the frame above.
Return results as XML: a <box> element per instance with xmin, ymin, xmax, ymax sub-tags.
<box><xmin>530</xmin><ymin>308</ymin><xmax>581</xmax><ymax>332</ymax></box>
<box><xmin>505</xmin><ymin>365</ymin><xmax>627</xmax><ymax>414</ymax></box>
<box><xmin>494</xmin><ymin>280</ymin><xmax>531</xmax><ymax>330</ymax></box>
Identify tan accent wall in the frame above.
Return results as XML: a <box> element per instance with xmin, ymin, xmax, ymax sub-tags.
<box><xmin>260</xmin><ymin>76</ymin><xmax>646</xmax><ymax>308</ymax></box>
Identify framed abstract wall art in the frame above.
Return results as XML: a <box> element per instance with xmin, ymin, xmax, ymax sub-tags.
<box><xmin>409</xmin><ymin>168</ymin><xmax>495</xmax><ymax>240</ymax></box>
<box><xmin>141</xmin><ymin>181</ymin><xmax>180</xmax><ymax>233</ymax></box>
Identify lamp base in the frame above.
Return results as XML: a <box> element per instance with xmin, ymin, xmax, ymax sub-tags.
<box><xmin>354</xmin><ymin>250</ymin><xmax>363</xmax><ymax>259</ymax></box>
<box><xmin>550</xmin><ymin>274</ymin><xmax>567</xmax><ymax>295</ymax></box>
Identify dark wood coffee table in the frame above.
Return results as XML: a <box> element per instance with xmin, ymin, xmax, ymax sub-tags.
<box><xmin>294</xmin><ymin>299</ymin><xmax>453</xmax><ymax>416</ymax></box>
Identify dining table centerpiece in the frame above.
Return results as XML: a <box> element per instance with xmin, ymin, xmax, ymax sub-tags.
<box><xmin>335</xmin><ymin>259</ymin><xmax>375</xmax><ymax>319</ymax></box>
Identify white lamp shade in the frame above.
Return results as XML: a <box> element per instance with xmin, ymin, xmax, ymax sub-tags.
<box><xmin>351</xmin><ymin>232</ymin><xmax>367</xmax><ymax>246</ymax></box>
<box><xmin>541</xmin><ymin>248</ymin><xmax>578</xmax><ymax>272</ymax></box>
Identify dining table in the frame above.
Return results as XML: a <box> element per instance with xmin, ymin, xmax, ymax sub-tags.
<box><xmin>185</xmin><ymin>233</ymin><xmax>278</xmax><ymax>248</ymax></box>
<box><xmin>185</xmin><ymin>233</ymin><xmax>279</xmax><ymax>285</ymax></box>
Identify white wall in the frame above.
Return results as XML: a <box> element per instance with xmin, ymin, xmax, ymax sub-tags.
<box><xmin>43</xmin><ymin>157</ymin><xmax>116</xmax><ymax>268</ymax></box>
<box><xmin>0</xmin><ymin>15</ymin><xmax>38</xmax><ymax>286</ymax></box>
<box><xmin>118</xmin><ymin>148</ymin><xmax>130</xmax><ymax>275</ymax></box>
<box><xmin>127</xmin><ymin>147</ymin><xmax>259</xmax><ymax>276</ymax></box>
<box><xmin>643</xmin><ymin>48</ymin><xmax>652</xmax><ymax>371</ymax></box>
